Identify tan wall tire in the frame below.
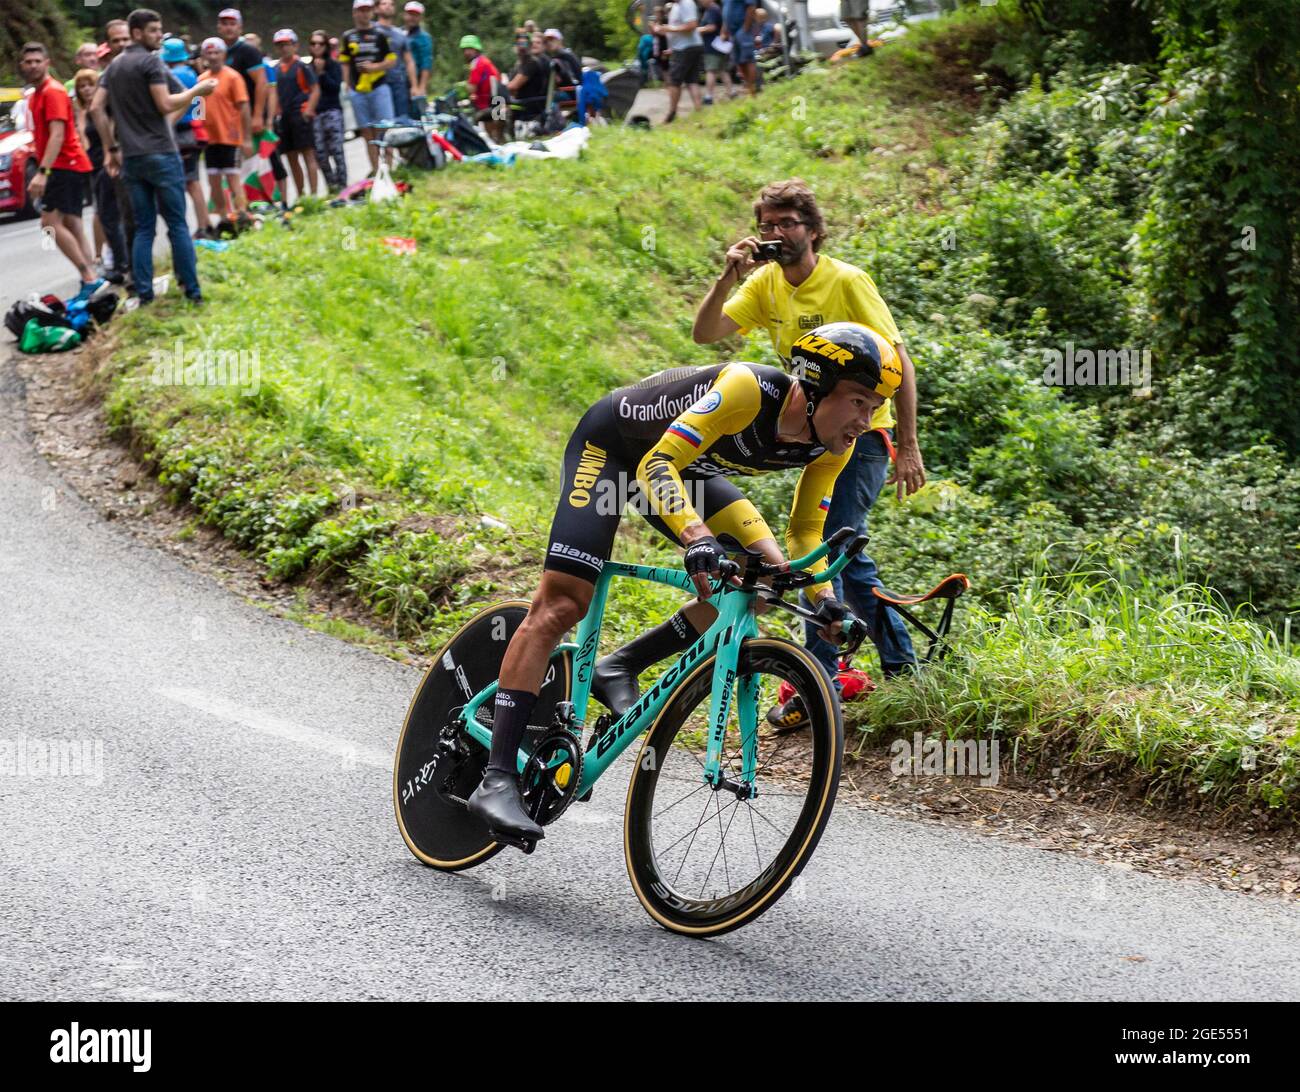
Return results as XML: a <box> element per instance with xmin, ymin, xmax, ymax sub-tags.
<box><xmin>623</xmin><ymin>637</ymin><xmax>843</xmax><ymax>936</ymax></box>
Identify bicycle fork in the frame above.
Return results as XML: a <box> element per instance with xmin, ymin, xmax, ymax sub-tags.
<box><xmin>702</xmin><ymin>606</ymin><xmax>762</xmax><ymax>800</ymax></box>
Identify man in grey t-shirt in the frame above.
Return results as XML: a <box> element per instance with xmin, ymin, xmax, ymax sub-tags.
<box><xmin>97</xmin><ymin>46</ymin><xmax>180</xmax><ymax>158</ymax></box>
<box><xmin>90</xmin><ymin>9</ymin><xmax>214</xmax><ymax>303</ymax></box>
<box><xmin>657</xmin><ymin>0</ymin><xmax>705</xmax><ymax>122</ymax></box>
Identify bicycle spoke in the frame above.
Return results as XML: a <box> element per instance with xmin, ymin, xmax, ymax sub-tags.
<box><xmin>670</xmin><ymin>791</ymin><xmax>716</xmax><ymax>886</ymax></box>
<box><xmin>742</xmin><ymin>797</ymin><xmax>791</xmax><ymax>839</ymax></box>
<box><xmin>645</xmin><ymin>657</ymin><xmax>827</xmax><ymax>912</ymax></box>
<box><xmin>651</xmin><ymin>779</ymin><xmax>712</xmax><ymax>822</ymax></box>
<box><xmin>747</xmin><ymin>799</ymin><xmax>762</xmax><ymax>875</ymax></box>
<box><xmin>699</xmin><ymin>793</ymin><xmax>742</xmax><ymax>899</ymax></box>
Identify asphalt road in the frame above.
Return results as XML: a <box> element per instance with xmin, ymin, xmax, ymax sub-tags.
<box><xmin>2</xmin><ymin>354</ymin><xmax>1300</xmax><ymax>1001</ymax></box>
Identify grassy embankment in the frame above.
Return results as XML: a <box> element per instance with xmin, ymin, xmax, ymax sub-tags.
<box><xmin>95</xmin><ymin>5</ymin><xmax>1299</xmax><ymax>821</ymax></box>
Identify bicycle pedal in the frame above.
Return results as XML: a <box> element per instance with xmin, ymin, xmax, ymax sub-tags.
<box><xmin>489</xmin><ymin>828</ymin><xmax>544</xmax><ymax>853</ymax></box>
<box><xmin>577</xmin><ymin>788</ymin><xmax>593</xmax><ymax>804</ymax></box>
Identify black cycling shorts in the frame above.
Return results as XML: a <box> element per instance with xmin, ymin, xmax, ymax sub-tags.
<box><xmin>39</xmin><ymin>168</ymin><xmax>90</xmax><ymax>216</ymax></box>
<box><xmin>277</xmin><ymin>112</ymin><xmax>316</xmax><ymax>153</ymax></box>
<box><xmin>543</xmin><ymin>395</ymin><xmax>774</xmax><ymax>583</ymax></box>
<box><xmin>204</xmin><ymin>143</ymin><xmax>241</xmax><ymax>172</ymax></box>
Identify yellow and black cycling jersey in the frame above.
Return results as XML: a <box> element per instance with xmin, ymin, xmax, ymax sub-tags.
<box><xmin>339</xmin><ymin>26</ymin><xmax>395</xmax><ymax>92</ymax></box>
<box><xmin>544</xmin><ymin>361</ymin><xmax>849</xmax><ymax>592</ymax></box>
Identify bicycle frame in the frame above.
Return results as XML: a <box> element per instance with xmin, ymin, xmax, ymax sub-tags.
<box><xmin>456</xmin><ymin>539</ymin><xmax>861</xmax><ymax>797</ymax></box>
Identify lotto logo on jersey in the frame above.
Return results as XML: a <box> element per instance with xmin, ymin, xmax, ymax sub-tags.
<box><xmin>667</xmin><ymin>422</ymin><xmax>703</xmax><ymax>448</ymax></box>
<box><xmin>688</xmin><ymin>391</ymin><xmax>722</xmax><ymax>415</ymax></box>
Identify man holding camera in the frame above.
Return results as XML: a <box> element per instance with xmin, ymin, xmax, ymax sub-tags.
<box><xmin>694</xmin><ymin>179</ymin><xmax>925</xmax><ymax>726</ymax></box>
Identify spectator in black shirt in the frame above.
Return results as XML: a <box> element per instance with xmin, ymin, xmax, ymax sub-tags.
<box><xmin>73</xmin><ymin>69</ymin><xmax>119</xmax><ymax>278</ymax></box>
<box><xmin>307</xmin><ymin>30</ymin><xmax>347</xmax><ymax>192</ymax></box>
<box><xmin>340</xmin><ymin>0</ymin><xmax>396</xmax><ymax>175</ymax></box>
<box><xmin>507</xmin><ymin>31</ymin><xmax>549</xmax><ymax>125</ymax></box>
<box><xmin>96</xmin><ymin>18</ymin><xmax>134</xmax><ymax>281</ymax></box>
<box><xmin>271</xmin><ymin>29</ymin><xmax>320</xmax><ymax>202</ymax></box>
<box><xmin>216</xmin><ymin>8</ymin><xmax>269</xmax><ymax>132</ymax></box>
<box><xmin>541</xmin><ymin>28</ymin><xmax>582</xmax><ymax>90</ymax></box>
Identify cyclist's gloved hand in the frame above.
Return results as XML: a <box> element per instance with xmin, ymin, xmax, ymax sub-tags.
<box><xmin>813</xmin><ymin>595</ymin><xmax>851</xmax><ymax>643</ymax></box>
<box><xmin>684</xmin><ymin>535</ymin><xmax>727</xmax><ymax>598</ymax></box>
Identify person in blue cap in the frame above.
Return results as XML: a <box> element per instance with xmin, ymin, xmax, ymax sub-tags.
<box><xmin>161</xmin><ymin>36</ymin><xmax>209</xmax><ymax>234</ymax></box>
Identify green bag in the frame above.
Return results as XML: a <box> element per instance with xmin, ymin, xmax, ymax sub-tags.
<box><xmin>20</xmin><ymin>317</ymin><xmax>81</xmax><ymax>354</ymax></box>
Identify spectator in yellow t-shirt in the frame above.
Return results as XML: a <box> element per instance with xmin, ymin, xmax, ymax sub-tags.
<box><xmin>693</xmin><ymin>178</ymin><xmax>925</xmax><ymax>722</ymax></box>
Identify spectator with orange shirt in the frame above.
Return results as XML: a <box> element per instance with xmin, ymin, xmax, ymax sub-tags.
<box><xmin>198</xmin><ymin>36</ymin><xmax>252</xmax><ymax>223</ymax></box>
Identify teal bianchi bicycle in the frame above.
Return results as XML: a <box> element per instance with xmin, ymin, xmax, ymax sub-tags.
<box><xmin>394</xmin><ymin>528</ymin><xmax>967</xmax><ymax>936</ymax></box>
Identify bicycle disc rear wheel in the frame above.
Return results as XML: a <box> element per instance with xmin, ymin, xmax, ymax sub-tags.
<box><xmin>623</xmin><ymin>637</ymin><xmax>842</xmax><ymax>936</ymax></box>
<box><xmin>394</xmin><ymin>600</ymin><xmax>571</xmax><ymax>871</ymax></box>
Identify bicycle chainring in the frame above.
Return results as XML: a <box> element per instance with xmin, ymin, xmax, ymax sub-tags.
<box><xmin>520</xmin><ymin>729</ymin><xmax>585</xmax><ymax>827</ymax></box>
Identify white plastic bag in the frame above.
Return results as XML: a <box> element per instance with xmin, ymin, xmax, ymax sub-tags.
<box><xmin>370</xmin><ymin>160</ymin><xmax>399</xmax><ymax>203</ymax></box>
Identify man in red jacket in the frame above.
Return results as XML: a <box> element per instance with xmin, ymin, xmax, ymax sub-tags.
<box><xmin>19</xmin><ymin>42</ymin><xmax>102</xmax><ymax>300</ymax></box>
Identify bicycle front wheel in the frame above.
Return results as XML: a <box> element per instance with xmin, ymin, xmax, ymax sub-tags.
<box><xmin>623</xmin><ymin>637</ymin><xmax>842</xmax><ymax>936</ymax></box>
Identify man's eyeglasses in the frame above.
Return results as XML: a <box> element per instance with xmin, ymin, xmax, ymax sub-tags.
<box><xmin>758</xmin><ymin>217</ymin><xmax>806</xmax><ymax>234</ymax></box>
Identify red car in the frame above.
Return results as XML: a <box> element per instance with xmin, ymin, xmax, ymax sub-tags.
<box><xmin>0</xmin><ymin>88</ymin><xmax>37</xmax><ymax>219</ymax></box>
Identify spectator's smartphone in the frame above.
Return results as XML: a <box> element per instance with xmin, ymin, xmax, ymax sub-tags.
<box><xmin>756</xmin><ymin>241</ymin><xmax>782</xmax><ymax>261</ymax></box>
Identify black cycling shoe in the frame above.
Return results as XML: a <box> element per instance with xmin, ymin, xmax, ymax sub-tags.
<box><xmin>590</xmin><ymin>610</ymin><xmax>700</xmax><ymax>718</ymax></box>
<box><xmin>765</xmin><ymin>695</ymin><xmax>810</xmax><ymax>733</ymax></box>
<box><xmin>591</xmin><ymin>653</ymin><xmax>640</xmax><ymax>718</ymax></box>
<box><xmin>466</xmin><ymin>768</ymin><xmax>544</xmax><ymax>845</ymax></box>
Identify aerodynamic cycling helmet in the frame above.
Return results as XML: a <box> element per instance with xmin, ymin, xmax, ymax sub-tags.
<box><xmin>788</xmin><ymin>321</ymin><xmax>902</xmax><ymax>403</ymax></box>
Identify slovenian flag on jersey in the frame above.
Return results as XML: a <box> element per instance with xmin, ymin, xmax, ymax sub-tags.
<box><xmin>819</xmin><ymin>496</ymin><xmax>832</xmax><ymax>512</ymax></box>
<box><xmin>667</xmin><ymin>422</ymin><xmax>704</xmax><ymax>448</ymax></box>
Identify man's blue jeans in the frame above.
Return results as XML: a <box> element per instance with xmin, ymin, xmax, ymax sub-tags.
<box><xmin>123</xmin><ymin>153</ymin><xmax>200</xmax><ymax>301</ymax></box>
<box><xmin>805</xmin><ymin>429</ymin><xmax>917</xmax><ymax>677</ymax></box>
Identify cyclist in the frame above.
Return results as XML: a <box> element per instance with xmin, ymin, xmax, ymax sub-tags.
<box><xmin>467</xmin><ymin>322</ymin><xmax>902</xmax><ymax>843</ymax></box>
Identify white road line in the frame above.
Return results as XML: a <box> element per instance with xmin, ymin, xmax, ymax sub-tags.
<box><xmin>155</xmin><ymin>686</ymin><xmax>390</xmax><ymax>768</ymax></box>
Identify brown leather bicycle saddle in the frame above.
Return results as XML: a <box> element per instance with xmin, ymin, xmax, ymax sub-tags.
<box><xmin>871</xmin><ymin>574</ymin><xmax>969</xmax><ymax>607</ymax></box>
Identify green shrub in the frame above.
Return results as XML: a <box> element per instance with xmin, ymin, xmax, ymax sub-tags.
<box><xmin>853</xmin><ymin>564</ymin><xmax>1300</xmax><ymax>817</ymax></box>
